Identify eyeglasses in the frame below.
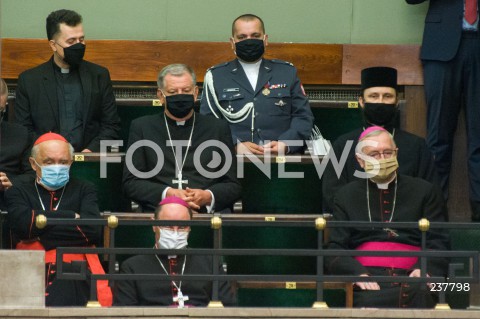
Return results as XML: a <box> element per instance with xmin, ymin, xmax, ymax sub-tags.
<box><xmin>159</xmin><ymin>226</ymin><xmax>190</xmax><ymax>233</ymax></box>
<box><xmin>366</xmin><ymin>149</ymin><xmax>397</xmax><ymax>160</ymax></box>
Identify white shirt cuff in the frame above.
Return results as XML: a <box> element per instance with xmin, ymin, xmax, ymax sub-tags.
<box><xmin>205</xmin><ymin>190</ymin><xmax>215</xmax><ymax>213</ymax></box>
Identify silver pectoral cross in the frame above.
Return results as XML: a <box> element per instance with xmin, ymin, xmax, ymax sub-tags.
<box><xmin>172</xmin><ymin>172</ymin><xmax>188</xmax><ymax>189</ymax></box>
<box><xmin>173</xmin><ymin>290</ymin><xmax>189</xmax><ymax>308</ymax></box>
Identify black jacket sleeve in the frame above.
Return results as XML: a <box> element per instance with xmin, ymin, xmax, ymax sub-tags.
<box><xmin>326</xmin><ymin>192</ymin><xmax>370</xmax><ymax>276</ymax></box>
<box><xmin>122</xmin><ymin>118</ymin><xmax>168</xmax><ymax>210</ymax></box>
<box><xmin>411</xmin><ymin>182</ymin><xmax>450</xmax><ymax>275</ymax></box>
<box><xmin>84</xmin><ymin>67</ymin><xmax>121</xmax><ymax>151</ymax></box>
<box><xmin>204</xmin><ymin>120</ymin><xmax>242</xmax><ymax>212</ymax></box>
<box><xmin>113</xmin><ymin>259</ymin><xmax>140</xmax><ymax>306</ymax></box>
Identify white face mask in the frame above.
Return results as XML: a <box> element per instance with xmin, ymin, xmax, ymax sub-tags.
<box><xmin>158</xmin><ymin>228</ymin><xmax>189</xmax><ymax>250</ymax></box>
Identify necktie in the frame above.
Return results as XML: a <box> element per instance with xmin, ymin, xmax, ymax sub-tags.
<box><xmin>466</xmin><ymin>0</ymin><xmax>478</xmax><ymax>25</ymax></box>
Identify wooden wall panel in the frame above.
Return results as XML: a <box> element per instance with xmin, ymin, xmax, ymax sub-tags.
<box><xmin>1</xmin><ymin>39</ymin><xmax>343</xmax><ymax>84</ymax></box>
<box><xmin>404</xmin><ymin>86</ymin><xmax>427</xmax><ymax>138</ymax></box>
<box><xmin>1</xmin><ymin>39</ymin><xmax>50</xmax><ymax>78</ymax></box>
<box><xmin>2</xmin><ymin>39</ymin><xmax>424</xmax><ymax>85</ymax></box>
<box><xmin>266</xmin><ymin>43</ymin><xmax>343</xmax><ymax>85</ymax></box>
<box><xmin>342</xmin><ymin>44</ymin><xmax>423</xmax><ymax>85</ymax></box>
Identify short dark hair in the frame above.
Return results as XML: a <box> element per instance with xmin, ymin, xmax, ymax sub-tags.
<box><xmin>46</xmin><ymin>9</ymin><xmax>83</xmax><ymax>40</ymax></box>
<box><xmin>232</xmin><ymin>14</ymin><xmax>265</xmax><ymax>36</ymax></box>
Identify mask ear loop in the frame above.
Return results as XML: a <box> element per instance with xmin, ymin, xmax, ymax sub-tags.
<box><xmin>159</xmin><ymin>90</ymin><xmax>168</xmax><ymax>109</ymax></box>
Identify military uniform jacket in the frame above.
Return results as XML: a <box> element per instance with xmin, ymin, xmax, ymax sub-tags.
<box><xmin>200</xmin><ymin>59</ymin><xmax>314</xmax><ymax>153</ymax></box>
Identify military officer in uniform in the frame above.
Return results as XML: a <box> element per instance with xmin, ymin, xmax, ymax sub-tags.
<box><xmin>200</xmin><ymin>14</ymin><xmax>314</xmax><ymax>155</ymax></box>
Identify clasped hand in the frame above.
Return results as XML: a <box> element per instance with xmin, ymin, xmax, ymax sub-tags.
<box><xmin>236</xmin><ymin>141</ymin><xmax>287</xmax><ymax>155</ymax></box>
<box><xmin>0</xmin><ymin>172</ymin><xmax>12</xmax><ymax>191</ymax></box>
<box><xmin>166</xmin><ymin>187</ymin><xmax>212</xmax><ymax>211</ymax></box>
<box><xmin>355</xmin><ymin>269</ymin><xmax>429</xmax><ymax>290</ymax></box>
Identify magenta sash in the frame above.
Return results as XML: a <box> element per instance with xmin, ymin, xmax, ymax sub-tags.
<box><xmin>354</xmin><ymin>241</ymin><xmax>420</xmax><ymax>269</ymax></box>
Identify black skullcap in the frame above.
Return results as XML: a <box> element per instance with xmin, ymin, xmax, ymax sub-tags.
<box><xmin>361</xmin><ymin>67</ymin><xmax>397</xmax><ymax>90</ymax></box>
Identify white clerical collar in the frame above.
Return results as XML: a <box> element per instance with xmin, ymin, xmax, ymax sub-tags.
<box><xmin>372</xmin><ymin>173</ymin><xmax>397</xmax><ymax>190</ymax></box>
<box><xmin>176</xmin><ymin>120</ymin><xmax>186</xmax><ymax>126</ymax></box>
<box><xmin>239</xmin><ymin>59</ymin><xmax>262</xmax><ymax>90</ymax></box>
<box><xmin>61</xmin><ymin>68</ymin><xmax>70</xmax><ymax>74</ymax></box>
<box><xmin>376</xmin><ymin>181</ymin><xmax>389</xmax><ymax>190</ymax></box>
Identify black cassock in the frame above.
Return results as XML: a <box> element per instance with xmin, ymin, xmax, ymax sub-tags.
<box><xmin>123</xmin><ymin>113</ymin><xmax>241</xmax><ymax>212</ymax></box>
<box><xmin>322</xmin><ymin>128</ymin><xmax>439</xmax><ymax>215</ymax></box>
<box><xmin>113</xmin><ymin>254</ymin><xmax>236</xmax><ymax>307</ymax></box>
<box><xmin>327</xmin><ymin>175</ymin><xmax>449</xmax><ymax>308</ymax></box>
<box><xmin>5</xmin><ymin>177</ymin><xmax>102</xmax><ymax>306</ymax></box>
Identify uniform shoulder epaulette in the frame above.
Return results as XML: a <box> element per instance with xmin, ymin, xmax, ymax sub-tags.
<box><xmin>207</xmin><ymin>61</ymin><xmax>230</xmax><ymax>72</ymax></box>
<box><xmin>270</xmin><ymin>59</ymin><xmax>294</xmax><ymax>67</ymax></box>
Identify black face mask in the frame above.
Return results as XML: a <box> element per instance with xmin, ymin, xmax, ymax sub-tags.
<box><xmin>165</xmin><ymin>94</ymin><xmax>195</xmax><ymax>119</ymax></box>
<box><xmin>62</xmin><ymin>43</ymin><xmax>86</xmax><ymax>68</ymax></box>
<box><xmin>362</xmin><ymin>102</ymin><xmax>398</xmax><ymax>126</ymax></box>
<box><xmin>235</xmin><ymin>38</ymin><xmax>265</xmax><ymax>62</ymax></box>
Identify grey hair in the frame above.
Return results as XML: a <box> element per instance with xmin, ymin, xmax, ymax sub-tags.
<box><xmin>0</xmin><ymin>79</ymin><xmax>7</xmax><ymax>97</ymax></box>
<box><xmin>359</xmin><ymin>129</ymin><xmax>397</xmax><ymax>149</ymax></box>
<box><xmin>157</xmin><ymin>64</ymin><xmax>196</xmax><ymax>89</ymax></box>
<box><xmin>31</xmin><ymin>142</ymin><xmax>75</xmax><ymax>160</ymax></box>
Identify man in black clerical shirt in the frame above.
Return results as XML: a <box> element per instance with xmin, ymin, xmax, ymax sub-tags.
<box><xmin>15</xmin><ymin>9</ymin><xmax>120</xmax><ymax>152</ymax></box>
<box><xmin>113</xmin><ymin>196</ymin><xmax>236</xmax><ymax>307</ymax></box>
<box><xmin>123</xmin><ymin>64</ymin><xmax>241</xmax><ymax>213</ymax></box>
<box><xmin>322</xmin><ymin>66</ymin><xmax>439</xmax><ymax>215</ymax></box>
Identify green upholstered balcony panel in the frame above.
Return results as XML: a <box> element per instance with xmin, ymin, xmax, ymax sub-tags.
<box><xmin>70</xmin><ymin>161</ymin><xmax>130</xmax><ymax>212</ymax></box>
<box><xmin>117</xmin><ymin>106</ymin><xmax>162</xmax><ymax>145</ymax></box>
<box><xmin>237</xmin><ymin>289</ymin><xmax>346</xmax><ymax>307</ymax></box>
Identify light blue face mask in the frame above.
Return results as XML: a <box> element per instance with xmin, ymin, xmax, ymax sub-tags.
<box><xmin>34</xmin><ymin>160</ymin><xmax>70</xmax><ymax>190</ymax></box>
